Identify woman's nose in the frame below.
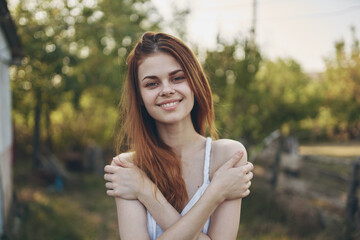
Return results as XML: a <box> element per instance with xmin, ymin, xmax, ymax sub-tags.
<box><xmin>159</xmin><ymin>82</ymin><xmax>175</xmax><ymax>96</ymax></box>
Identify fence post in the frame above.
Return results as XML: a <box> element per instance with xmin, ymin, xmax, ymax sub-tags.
<box><xmin>345</xmin><ymin>157</ymin><xmax>360</xmax><ymax>239</ymax></box>
<box><xmin>270</xmin><ymin>137</ymin><xmax>282</xmax><ymax>190</ymax></box>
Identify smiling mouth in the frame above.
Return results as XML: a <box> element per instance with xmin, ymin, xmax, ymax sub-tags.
<box><xmin>159</xmin><ymin>100</ymin><xmax>182</xmax><ymax>108</ymax></box>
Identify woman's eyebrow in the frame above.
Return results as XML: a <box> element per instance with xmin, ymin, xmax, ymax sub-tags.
<box><xmin>142</xmin><ymin>75</ymin><xmax>158</xmax><ymax>81</ymax></box>
<box><xmin>168</xmin><ymin>69</ymin><xmax>183</xmax><ymax>76</ymax></box>
<box><xmin>142</xmin><ymin>69</ymin><xmax>183</xmax><ymax>81</ymax></box>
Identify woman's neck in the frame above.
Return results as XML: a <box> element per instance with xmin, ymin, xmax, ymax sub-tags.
<box><xmin>156</xmin><ymin>117</ymin><xmax>205</xmax><ymax>158</ymax></box>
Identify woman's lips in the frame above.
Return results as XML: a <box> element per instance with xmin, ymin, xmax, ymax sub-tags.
<box><xmin>158</xmin><ymin>100</ymin><xmax>182</xmax><ymax>110</ymax></box>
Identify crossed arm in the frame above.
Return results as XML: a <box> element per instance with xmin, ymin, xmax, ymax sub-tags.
<box><xmin>104</xmin><ymin>145</ymin><xmax>253</xmax><ymax>240</ymax></box>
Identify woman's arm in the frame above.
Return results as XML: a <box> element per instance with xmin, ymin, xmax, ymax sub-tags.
<box><xmin>137</xmin><ymin>179</ymin><xmax>211</xmax><ymax>240</ymax></box>
<box><xmin>105</xmin><ymin>149</ymin><xmax>253</xmax><ymax>240</ymax></box>
<box><xmin>156</xmin><ymin>181</ymin><xmax>225</xmax><ymax>240</ymax></box>
<box><xmin>156</xmin><ymin>148</ymin><xmax>252</xmax><ymax>240</ymax></box>
<box><xmin>156</xmin><ymin>146</ymin><xmax>252</xmax><ymax>240</ymax></box>
<box><xmin>207</xmin><ymin>140</ymin><xmax>251</xmax><ymax>239</ymax></box>
<box><xmin>114</xmin><ymin>198</ymin><xmax>150</xmax><ymax>240</ymax></box>
<box><xmin>108</xmin><ymin>174</ymin><xmax>213</xmax><ymax>240</ymax></box>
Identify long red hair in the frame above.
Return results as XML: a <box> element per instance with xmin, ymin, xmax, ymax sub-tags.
<box><xmin>115</xmin><ymin>32</ymin><xmax>217</xmax><ymax>212</ymax></box>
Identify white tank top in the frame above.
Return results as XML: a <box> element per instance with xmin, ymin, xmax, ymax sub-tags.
<box><xmin>146</xmin><ymin>137</ymin><xmax>212</xmax><ymax>240</ymax></box>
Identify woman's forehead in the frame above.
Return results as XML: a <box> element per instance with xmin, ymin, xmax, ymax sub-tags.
<box><xmin>138</xmin><ymin>52</ymin><xmax>183</xmax><ymax>77</ymax></box>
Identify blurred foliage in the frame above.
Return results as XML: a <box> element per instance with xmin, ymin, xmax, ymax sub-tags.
<box><xmin>10</xmin><ymin>0</ymin><xmax>160</xmax><ymax>157</ymax></box>
<box><xmin>252</xmin><ymin>59</ymin><xmax>318</xmax><ymax>138</ymax></box>
<box><xmin>11</xmin><ymin>170</ymin><xmax>119</xmax><ymax>240</ymax></box>
<box><xmin>204</xmin><ymin>39</ymin><xmax>317</xmax><ymax>144</ymax></box>
<box><xmin>205</xmin><ymin>29</ymin><xmax>359</xmax><ymax>144</ymax></box>
<box><xmin>319</xmin><ymin>27</ymin><xmax>360</xmax><ymax>140</ymax></box>
<box><xmin>204</xmin><ymin>39</ymin><xmax>261</xmax><ymax>144</ymax></box>
<box><xmin>9</xmin><ymin>0</ymin><xmax>360</xmax><ymax>160</ymax></box>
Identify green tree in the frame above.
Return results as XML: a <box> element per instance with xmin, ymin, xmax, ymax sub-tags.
<box><xmin>252</xmin><ymin>58</ymin><xmax>319</xmax><ymax>140</ymax></box>
<box><xmin>204</xmin><ymin>38</ymin><xmax>320</xmax><ymax>144</ymax></box>
<box><xmin>10</xmin><ymin>0</ymin><xmax>160</xmax><ymax>166</ymax></box>
<box><xmin>204</xmin><ymin>39</ymin><xmax>261</xmax><ymax>144</ymax></box>
<box><xmin>320</xmin><ymin>27</ymin><xmax>360</xmax><ymax>139</ymax></box>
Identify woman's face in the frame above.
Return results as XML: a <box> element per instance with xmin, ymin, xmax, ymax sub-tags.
<box><xmin>137</xmin><ymin>52</ymin><xmax>194</xmax><ymax>125</ymax></box>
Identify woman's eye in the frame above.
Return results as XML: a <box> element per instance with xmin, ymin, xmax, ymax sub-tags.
<box><xmin>145</xmin><ymin>82</ymin><xmax>158</xmax><ymax>88</ymax></box>
<box><xmin>173</xmin><ymin>76</ymin><xmax>185</xmax><ymax>82</ymax></box>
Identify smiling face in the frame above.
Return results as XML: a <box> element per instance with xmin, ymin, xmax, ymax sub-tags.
<box><xmin>138</xmin><ymin>52</ymin><xmax>195</xmax><ymax>125</ymax></box>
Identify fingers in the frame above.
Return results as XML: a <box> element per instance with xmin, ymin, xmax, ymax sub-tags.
<box><xmin>105</xmin><ymin>182</ymin><xmax>113</xmax><ymax>189</ymax></box>
<box><xmin>104</xmin><ymin>173</ymin><xmax>113</xmax><ymax>181</ymax></box>
<box><xmin>246</xmin><ymin>171</ymin><xmax>254</xmax><ymax>181</ymax></box>
<box><xmin>104</xmin><ymin>177</ymin><xmax>114</xmax><ymax>196</ymax></box>
<box><xmin>113</xmin><ymin>157</ymin><xmax>134</xmax><ymax>168</ymax></box>
<box><xmin>242</xmin><ymin>162</ymin><xmax>254</xmax><ymax>173</ymax></box>
<box><xmin>104</xmin><ymin>164</ymin><xmax>131</xmax><ymax>174</ymax></box>
<box><xmin>243</xmin><ymin>189</ymin><xmax>250</xmax><ymax>198</ymax></box>
<box><xmin>222</xmin><ymin>151</ymin><xmax>244</xmax><ymax>169</ymax></box>
<box><xmin>110</xmin><ymin>158</ymin><xmax>117</xmax><ymax>166</ymax></box>
<box><xmin>113</xmin><ymin>157</ymin><xmax>122</xmax><ymax>166</ymax></box>
<box><xmin>236</xmin><ymin>162</ymin><xmax>254</xmax><ymax>180</ymax></box>
<box><xmin>104</xmin><ymin>175</ymin><xmax>117</xmax><ymax>197</ymax></box>
<box><xmin>231</xmin><ymin>162</ymin><xmax>254</xmax><ymax>180</ymax></box>
<box><xmin>106</xmin><ymin>189</ymin><xmax>115</xmax><ymax>197</ymax></box>
<box><xmin>104</xmin><ymin>175</ymin><xmax>118</xmax><ymax>197</ymax></box>
<box><xmin>104</xmin><ymin>165</ymin><xmax>118</xmax><ymax>174</ymax></box>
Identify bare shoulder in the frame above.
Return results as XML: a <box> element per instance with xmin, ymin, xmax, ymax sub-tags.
<box><xmin>210</xmin><ymin>139</ymin><xmax>248</xmax><ymax>178</ymax></box>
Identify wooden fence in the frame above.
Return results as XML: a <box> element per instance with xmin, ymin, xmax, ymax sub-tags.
<box><xmin>252</xmin><ymin>134</ymin><xmax>360</xmax><ymax>239</ymax></box>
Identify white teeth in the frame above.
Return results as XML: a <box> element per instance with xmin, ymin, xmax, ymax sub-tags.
<box><xmin>160</xmin><ymin>101</ymin><xmax>179</xmax><ymax>108</ymax></box>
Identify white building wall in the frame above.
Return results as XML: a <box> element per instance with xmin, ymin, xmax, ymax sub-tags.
<box><xmin>0</xmin><ymin>27</ymin><xmax>13</xmax><ymax>235</ymax></box>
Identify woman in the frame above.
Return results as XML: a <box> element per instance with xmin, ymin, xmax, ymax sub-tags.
<box><xmin>104</xmin><ymin>32</ymin><xmax>254</xmax><ymax>240</ymax></box>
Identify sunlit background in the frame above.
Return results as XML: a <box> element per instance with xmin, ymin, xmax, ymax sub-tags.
<box><xmin>1</xmin><ymin>0</ymin><xmax>360</xmax><ymax>239</ymax></box>
<box><xmin>153</xmin><ymin>0</ymin><xmax>360</xmax><ymax>72</ymax></box>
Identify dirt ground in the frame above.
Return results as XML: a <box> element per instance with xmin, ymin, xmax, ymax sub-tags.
<box><xmin>299</xmin><ymin>142</ymin><xmax>360</xmax><ymax>157</ymax></box>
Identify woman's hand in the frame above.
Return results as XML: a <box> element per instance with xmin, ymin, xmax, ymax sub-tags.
<box><xmin>210</xmin><ymin>151</ymin><xmax>254</xmax><ymax>202</ymax></box>
<box><xmin>104</xmin><ymin>156</ymin><xmax>148</xmax><ymax>200</ymax></box>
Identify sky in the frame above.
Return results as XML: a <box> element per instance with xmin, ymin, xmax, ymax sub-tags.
<box><xmin>152</xmin><ymin>0</ymin><xmax>360</xmax><ymax>73</ymax></box>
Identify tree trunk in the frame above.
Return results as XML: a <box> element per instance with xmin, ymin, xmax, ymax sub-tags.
<box><xmin>32</xmin><ymin>90</ymin><xmax>42</xmax><ymax>169</ymax></box>
<box><xmin>45</xmin><ymin>103</ymin><xmax>53</xmax><ymax>152</ymax></box>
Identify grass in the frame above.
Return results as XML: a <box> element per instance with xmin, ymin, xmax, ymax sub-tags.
<box><xmin>299</xmin><ymin>143</ymin><xmax>360</xmax><ymax>157</ymax></box>
<box><xmin>11</xmin><ymin>158</ymin><xmax>119</xmax><ymax>240</ymax></box>
<box><xmin>237</xmin><ymin>179</ymin><xmax>344</xmax><ymax>240</ymax></box>
<box><xmin>10</xmin><ymin>151</ymin><xmax>350</xmax><ymax>240</ymax></box>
